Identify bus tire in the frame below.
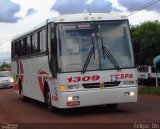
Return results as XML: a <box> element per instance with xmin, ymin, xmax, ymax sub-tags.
<box><xmin>45</xmin><ymin>87</ymin><xmax>59</xmax><ymax>113</ymax></box>
<box><xmin>106</xmin><ymin>104</ymin><xmax>118</xmax><ymax>111</ymax></box>
<box><xmin>19</xmin><ymin>81</ymin><xmax>28</xmax><ymax>102</ymax></box>
<box><xmin>45</xmin><ymin>86</ymin><xmax>54</xmax><ymax>112</ymax></box>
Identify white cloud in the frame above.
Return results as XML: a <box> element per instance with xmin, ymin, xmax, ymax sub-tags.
<box><xmin>86</xmin><ymin>0</ymin><xmax>94</xmax><ymax>4</ymax></box>
<box><xmin>25</xmin><ymin>8</ymin><xmax>36</xmax><ymax>16</ymax></box>
<box><xmin>128</xmin><ymin>10</ymin><xmax>159</xmax><ymax>25</ymax></box>
<box><xmin>0</xmin><ymin>23</ymin><xmax>17</xmax><ymax>57</ymax></box>
<box><xmin>0</xmin><ymin>40</ymin><xmax>11</xmax><ymax>53</ymax></box>
<box><xmin>0</xmin><ymin>0</ymin><xmax>21</xmax><ymax>23</ymax></box>
<box><xmin>109</xmin><ymin>0</ymin><xmax>126</xmax><ymax>11</ymax></box>
<box><xmin>0</xmin><ymin>0</ymin><xmax>159</xmax><ymax>61</ymax></box>
<box><xmin>11</xmin><ymin>0</ymin><xmax>56</xmax><ymax>18</ymax></box>
<box><xmin>0</xmin><ymin>0</ymin><xmax>59</xmax><ymax>61</ymax></box>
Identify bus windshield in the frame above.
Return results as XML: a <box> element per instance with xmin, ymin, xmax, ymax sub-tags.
<box><xmin>58</xmin><ymin>21</ymin><xmax>134</xmax><ymax>72</ymax></box>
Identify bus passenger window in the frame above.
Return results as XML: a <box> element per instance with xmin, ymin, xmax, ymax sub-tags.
<box><xmin>11</xmin><ymin>43</ymin><xmax>14</xmax><ymax>58</ymax></box>
<box><xmin>14</xmin><ymin>42</ymin><xmax>18</xmax><ymax>58</ymax></box>
<box><xmin>19</xmin><ymin>40</ymin><xmax>23</xmax><ymax>56</ymax></box>
<box><xmin>32</xmin><ymin>33</ymin><xmax>40</xmax><ymax>53</ymax></box>
<box><xmin>26</xmin><ymin>36</ymin><xmax>31</xmax><ymax>54</ymax></box>
<box><xmin>39</xmin><ymin>29</ymin><xmax>46</xmax><ymax>52</ymax></box>
<box><xmin>30</xmin><ymin>34</ymin><xmax>33</xmax><ymax>53</ymax></box>
<box><xmin>38</xmin><ymin>31</ymin><xmax>41</xmax><ymax>52</ymax></box>
<box><xmin>23</xmin><ymin>37</ymin><xmax>27</xmax><ymax>56</ymax></box>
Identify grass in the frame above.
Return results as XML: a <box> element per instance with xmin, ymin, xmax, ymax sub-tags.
<box><xmin>138</xmin><ymin>86</ymin><xmax>160</xmax><ymax>95</ymax></box>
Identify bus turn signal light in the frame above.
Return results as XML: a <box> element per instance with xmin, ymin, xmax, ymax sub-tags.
<box><xmin>59</xmin><ymin>85</ymin><xmax>65</xmax><ymax>91</ymax></box>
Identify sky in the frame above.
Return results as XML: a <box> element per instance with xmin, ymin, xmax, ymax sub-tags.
<box><xmin>0</xmin><ymin>0</ymin><xmax>160</xmax><ymax>63</ymax></box>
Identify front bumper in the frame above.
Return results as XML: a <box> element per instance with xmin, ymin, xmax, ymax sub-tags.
<box><xmin>55</xmin><ymin>87</ymin><xmax>138</xmax><ymax>108</ymax></box>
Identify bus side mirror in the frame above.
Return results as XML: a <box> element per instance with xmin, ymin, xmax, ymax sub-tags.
<box><xmin>132</xmin><ymin>38</ymin><xmax>140</xmax><ymax>65</ymax></box>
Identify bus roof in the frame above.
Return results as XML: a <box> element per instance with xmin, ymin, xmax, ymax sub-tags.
<box><xmin>52</xmin><ymin>13</ymin><xmax>127</xmax><ymax>23</ymax></box>
<box><xmin>11</xmin><ymin>13</ymin><xmax>127</xmax><ymax>42</ymax></box>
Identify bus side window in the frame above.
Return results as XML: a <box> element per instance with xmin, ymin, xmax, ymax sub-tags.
<box><xmin>11</xmin><ymin>43</ymin><xmax>14</xmax><ymax>58</ymax></box>
<box><xmin>36</xmin><ymin>33</ymin><xmax>40</xmax><ymax>53</ymax></box>
<box><xmin>23</xmin><ymin>37</ymin><xmax>27</xmax><ymax>56</ymax></box>
<box><xmin>19</xmin><ymin>40</ymin><xmax>23</xmax><ymax>56</ymax></box>
<box><xmin>15</xmin><ymin>43</ymin><xmax>17</xmax><ymax>58</ymax></box>
<box><xmin>14</xmin><ymin>41</ymin><xmax>18</xmax><ymax>57</ymax></box>
<box><xmin>26</xmin><ymin>36</ymin><xmax>31</xmax><ymax>55</ymax></box>
<box><xmin>39</xmin><ymin>29</ymin><xmax>46</xmax><ymax>52</ymax></box>
<box><xmin>12</xmin><ymin>42</ymin><xmax>17</xmax><ymax>59</ymax></box>
<box><xmin>32</xmin><ymin>33</ymin><xmax>40</xmax><ymax>53</ymax></box>
<box><xmin>37</xmin><ymin>31</ymin><xmax>41</xmax><ymax>52</ymax></box>
<box><xmin>30</xmin><ymin>34</ymin><xmax>34</xmax><ymax>54</ymax></box>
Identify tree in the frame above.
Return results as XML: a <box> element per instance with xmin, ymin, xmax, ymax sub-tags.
<box><xmin>0</xmin><ymin>62</ymin><xmax>11</xmax><ymax>71</ymax></box>
<box><xmin>131</xmin><ymin>21</ymin><xmax>160</xmax><ymax>65</ymax></box>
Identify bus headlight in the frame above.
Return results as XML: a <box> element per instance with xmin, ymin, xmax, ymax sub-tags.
<box><xmin>130</xmin><ymin>92</ymin><xmax>135</xmax><ymax>96</ymax></box>
<box><xmin>68</xmin><ymin>96</ymin><xmax>79</xmax><ymax>101</ymax></box>
<box><xmin>68</xmin><ymin>96</ymin><xmax>73</xmax><ymax>101</ymax></box>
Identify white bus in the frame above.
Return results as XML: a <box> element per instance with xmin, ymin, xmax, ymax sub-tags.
<box><xmin>11</xmin><ymin>13</ymin><xmax>137</xmax><ymax>112</ymax></box>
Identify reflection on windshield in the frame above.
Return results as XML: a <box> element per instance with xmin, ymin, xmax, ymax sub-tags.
<box><xmin>58</xmin><ymin>23</ymin><xmax>99</xmax><ymax>72</ymax></box>
<box><xmin>97</xmin><ymin>22</ymin><xmax>134</xmax><ymax>70</ymax></box>
<box><xmin>100</xmin><ymin>38</ymin><xmax>121</xmax><ymax>71</ymax></box>
<box><xmin>58</xmin><ymin>21</ymin><xmax>134</xmax><ymax>72</ymax></box>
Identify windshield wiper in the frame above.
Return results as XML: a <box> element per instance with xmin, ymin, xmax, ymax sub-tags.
<box><xmin>81</xmin><ymin>36</ymin><xmax>95</xmax><ymax>74</ymax></box>
<box><xmin>100</xmin><ymin>37</ymin><xmax>121</xmax><ymax>71</ymax></box>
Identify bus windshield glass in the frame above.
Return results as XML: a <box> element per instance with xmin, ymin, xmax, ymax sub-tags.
<box><xmin>58</xmin><ymin>21</ymin><xmax>134</xmax><ymax>72</ymax></box>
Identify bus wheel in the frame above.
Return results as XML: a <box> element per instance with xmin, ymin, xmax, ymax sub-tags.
<box><xmin>19</xmin><ymin>82</ymin><xmax>28</xmax><ymax>102</ymax></box>
<box><xmin>106</xmin><ymin>104</ymin><xmax>118</xmax><ymax>111</ymax></box>
<box><xmin>46</xmin><ymin>89</ymin><xmax>54</xmax><ymax>112</ymax></box>
<box><xmin>45</xmin><ymin>87</ymin><xmax>59</xmax><ymax>113</ymax></box>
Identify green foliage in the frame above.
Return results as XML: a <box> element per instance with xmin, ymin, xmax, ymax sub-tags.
<box><xmin>0</xmin><ymin>62</ymin><xmax>11</xmax><ymax>71</ymax></box>
<box><xmin>131</xmin><ymin>21</ymin><xmax>160</xmax><ymax>65</ymax></box>
<box><xmin>139</xmin><ymin>86</ymin><xmax>160</xmax><ymax>95</ymax></box>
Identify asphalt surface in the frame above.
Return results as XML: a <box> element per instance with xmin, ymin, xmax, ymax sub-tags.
<box><xmin>0</xmin><ymin>88</ymin><xmax>160</xmax><ymax>129</ymax></box>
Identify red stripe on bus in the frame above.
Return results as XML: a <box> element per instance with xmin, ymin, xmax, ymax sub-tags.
<box><xmin>14</xmin><ymin>61</ymin><xmax>24</xmax><ymax>90</ymax></box>
<box><xmin>19</xmin><ymin>62</ymin><xmax>24</xmax><ymax>82</ymax></box>
<box><xmin>38</xmin><ymin>70</ymin><xmax>49</xmax><ymax>96</ymax></box>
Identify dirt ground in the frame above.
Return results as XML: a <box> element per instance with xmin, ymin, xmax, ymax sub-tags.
<box><xmin>0</xmin><ymin>88</ymin><xmax>160</xmax><ymax>129</ymax></box>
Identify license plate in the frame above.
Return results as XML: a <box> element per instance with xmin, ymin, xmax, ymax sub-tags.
<box><xmin>67</xmin><ymin>101</ymin><xmax>80</xmax><ymax>106</ymax></box>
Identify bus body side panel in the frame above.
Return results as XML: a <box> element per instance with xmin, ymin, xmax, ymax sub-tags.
<box><xmin>11</xmin><ymin>61</ymin><xmax>20</xmax><ymax>89</ymax></box>
<box><xmin>12</xmin><ymin>55</ymin><xmax>53</xmax><ymax>103</ymax></box>
<box><xmin>29</xmin><ymin>55</ymin><xmax>52</xmax><ymax>102</ymax></box>
<box><xmin>21</xmin><ymin>58</ymin><xmax>32</xmax><ymax>98</ymax></box>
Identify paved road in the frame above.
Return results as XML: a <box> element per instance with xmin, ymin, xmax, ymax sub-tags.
<box><xmin>0</xmin><ymin>88</ymin><xmax>160</xmax><ymax>129</ymax></box>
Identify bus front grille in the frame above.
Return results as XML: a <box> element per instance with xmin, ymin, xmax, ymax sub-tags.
<box><xmin>82</xmin><ymin>81</ymin><xmax>121</xmax><ymax>88</ymax></box>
